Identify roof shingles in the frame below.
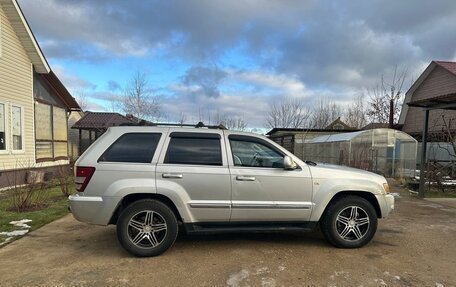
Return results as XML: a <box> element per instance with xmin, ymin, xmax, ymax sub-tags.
<box><xmin>72</xmin><ymin>112</ymin><xmax>138</xmax><ymax>129</ymax></box>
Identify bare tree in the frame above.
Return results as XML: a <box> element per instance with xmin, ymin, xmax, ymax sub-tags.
<box><xmin>423</xmin><ymin>114</ymin><xmax>456</xmax><ymax>193</ymax></box>
<box><xmin>108</xmin><ymin>94</ymin><xmax>121</xmax><ymax>113</ymax></box>
<box><xmin>219</xmin><ymin>115</ymin><xmax>247</xmax><ymax>131</ymax></box>
<box><xmin>441</xmin><ymin>115</ymin><xmax>456</xmax><ymax>158</ymax></box>
<box><xmin>344</xmin><ymin>94</ymin><xmax>367</xmax><ymax>129</ymax></box>
<box><xmin>178</xmin><ymin>112</ymin><xmax>187</xmax><ymax>125</ymax></box>
<box><xmin>265</xmin><ymin>97</ymin><xmax>311</xmax><ymax>129</ymax></box>
<box><xmin>367</xmin><ymin>66</ymin><xmax>407</xmax><ymax>125</ymax></box>
<box><xmin>75</xmin><ymin>90</ymin><xmax>88</xmax><ymax>111</ymax></box>
<box><xmin>120</xmin><ymin>71</ymin><xmax>161</xmax><ymax>121</ymax></box>
<box><xmin>311</xmin><ymin>97</ymin><xmax>342</xmax><ymax>128</ymax></box>
<box><xmin>366</xmin><ymin>85</ymin><xmax>390</xmax><ymax>123</ymax></box>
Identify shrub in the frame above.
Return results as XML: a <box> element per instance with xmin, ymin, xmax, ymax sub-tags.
<box><xmin>5</xmin><ymin>161</ymin><xmax>49</xmax><ymax>212</ymax></box>
<box><xmin>55</xmin><ymin>165</ymin><xmax>74</xmax><ymax>197</ymax></box>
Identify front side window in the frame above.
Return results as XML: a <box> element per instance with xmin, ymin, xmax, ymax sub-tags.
<box><xmin>0</xmin><ymin>103</ymin><xmax>5</xmax><ymax>150</ymax></box>
<box><xmin>12</xmin><ymin>105</ymin><xmax>22</xmax><ymax>150</ymax></box>
<box><xmin>230</xmin><ymin>137</ymin><xmax>284</xmax><ymax>168</ymax></box>
<box><xmin>99</xmin><ymin>133</ymin><xmax>161</xmax><ymax>163</ymax></box>
<box><xmin>164</xmin><ymin>135</ymin><xmax>222</xmax><ymax>166</ymax></box>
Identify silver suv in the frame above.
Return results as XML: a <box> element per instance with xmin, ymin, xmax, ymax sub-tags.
<box><xmin>69</xmin><ymin>127</ymin><xmax>394</xmax><ymax>257</ymax></box>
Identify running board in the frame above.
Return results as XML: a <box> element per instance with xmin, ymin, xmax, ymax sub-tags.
<box><xmin>184</xmin><ymin>221</ymin><xmax>318</xmax><ymax>234</ymax></box>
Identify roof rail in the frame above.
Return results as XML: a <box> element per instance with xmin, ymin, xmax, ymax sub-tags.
<box><xmin>119</xmin><ymin>121</ymin><xmax>227</xmax><ymax>130</ymax></box>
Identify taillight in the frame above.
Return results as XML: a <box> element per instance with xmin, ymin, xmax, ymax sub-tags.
<box><xmin>75</xmin><ymin>166</ymin><xmax>96</xmax><ymax>192</ymax></box>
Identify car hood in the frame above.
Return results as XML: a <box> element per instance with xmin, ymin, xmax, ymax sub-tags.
<box><xmin>307</xmin><ymin>162</ymin><xmax>387</xmax><ymax>184</ymax></box>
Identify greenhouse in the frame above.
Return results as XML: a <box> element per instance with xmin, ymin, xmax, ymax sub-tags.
<box><xmin>295</xmin><ymin>129</ymin><xmax>417</xmax><ymax>177</ymax></box>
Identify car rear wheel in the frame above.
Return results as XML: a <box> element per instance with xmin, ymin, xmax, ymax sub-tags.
<box><xmin>117</xmin><ymin>199</ymin><xmax>178</xmax><ymax>257</ymax></box>
<box><xmin>321</xmin><ymin>196</ymin><xmax>377</xmax><ymax>248</ymax></box>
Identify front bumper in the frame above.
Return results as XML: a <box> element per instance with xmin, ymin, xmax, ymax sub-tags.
<box><xmin>376</xmin><ymin>194</ymin><xmax>395</xmax><ymax>218</ymax></box>
<box><xmin>69</xmin><ymin>194</ymin><xmax>118</xmax><ymax>225</ymax></box>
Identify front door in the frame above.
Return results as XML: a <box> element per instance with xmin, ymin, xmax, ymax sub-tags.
<box><xmin>227</xmin><ymin>134</ymin><xmax>313</xmax><ymax>222</ymax></box>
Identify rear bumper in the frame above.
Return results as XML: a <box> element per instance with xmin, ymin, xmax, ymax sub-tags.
<box><xmin>376</xmin><ymin>194</ymin><xmax>395</xmax><ymax>218</ymax></box>
<box><xmin>69</xmin><ymin>194</ymin><xmax>118</xmax><ymax>225</ymax></box>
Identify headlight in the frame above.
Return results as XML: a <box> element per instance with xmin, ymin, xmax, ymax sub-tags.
<box><xmin>383</xmin><ymin>183</ymin><xmax>390</xmax><ymax>194</ymax></box>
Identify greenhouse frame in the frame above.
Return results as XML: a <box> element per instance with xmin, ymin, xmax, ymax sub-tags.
<box><xmin>295</xmin><ymin>129</ymin><xmax>418</xmax><ymax>177</ymax></box>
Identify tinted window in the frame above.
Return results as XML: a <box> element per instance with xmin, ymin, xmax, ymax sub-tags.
<box><xmin>165</xmin><ymin>137</ymin><xmax>222</xmax><ymax>166</ymax></box>
<box><xmin>230</xmin><ymin>138</ymin><xmax>284</xmax><ymax>168</ymax></box>
<box><xmin>99</xmin><ymin>133</ymin><xmax>161</xmax><ymax>163</ymax></box>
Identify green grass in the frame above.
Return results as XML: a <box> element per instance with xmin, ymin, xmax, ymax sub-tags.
<box><xmin>0</xmin><ymin>186</ymin><xmax>73</xmax><ymax>246</ymax></box>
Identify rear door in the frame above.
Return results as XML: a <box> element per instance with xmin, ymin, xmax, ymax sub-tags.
<box><xmin>156</xmin><ymin>130</ymin><xmax>231</xmax><ymax>222</ymax></box>
<box><xmin>226</xmin><ymin>133</ymin><xmax>313</xmax><ymax>222</ymax></box>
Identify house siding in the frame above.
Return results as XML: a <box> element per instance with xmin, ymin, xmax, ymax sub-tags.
<box><xmin>402</xmin><ymin>66</ymin><xmax>456</xmax><ymax>135</ymax></box>
<box><xmin>0</xmin><ymin>6</ymin><xmax>35</xmax><ymax>170</ymax></box>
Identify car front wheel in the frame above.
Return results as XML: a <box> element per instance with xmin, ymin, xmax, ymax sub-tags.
<box><xmin>321</xmin><ymin>196</ymin><xmax>378</xmax><ymax>248</ymax></box>
<box><xmin>117</xmin><ymin>199</ymin><xmax>178</xmax><ymax>257</ymax></box>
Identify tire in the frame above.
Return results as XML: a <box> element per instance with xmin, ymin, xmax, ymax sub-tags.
<box><xmin>320</xmin><ymin>196</ymin><xmax>377</xmax><ymax>248</ymax></box>
<box><xmin>117</xmin><ymin>199</ymin><xmax>178</xmax><ymax>257</ymax></box>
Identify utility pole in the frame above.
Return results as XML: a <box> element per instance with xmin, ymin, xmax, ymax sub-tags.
<box><xmin>388</xmin><ymin>99</ymin><xmax>394</xmax><ymax>128</ymax></box>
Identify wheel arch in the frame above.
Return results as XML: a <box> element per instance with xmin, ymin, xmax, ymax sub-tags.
<box><xmin>109</xmin><ymin>193</ymin><xmax>183</xmax><ymax>225</ymax></box>
<box><xmin>324</xmin><ymin>191</ymin><xmax>382</xmax><ymax>219</ymax></box>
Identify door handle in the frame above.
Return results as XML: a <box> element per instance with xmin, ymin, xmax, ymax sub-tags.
<box><xmin>162</xmin><ymin>173</ymin><xmax>183</xmax><ymax>179</ymax></box>
<box><xmin>236</xmin><ymin>175</ymin><xmax>256</xmax><ymax>181</ymax></box>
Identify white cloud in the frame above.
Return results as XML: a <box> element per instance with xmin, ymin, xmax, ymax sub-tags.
<box><xmin>232</xmin><ymin>71</ymin><xmax>311</xmax><ymax>98</ymax></box>
<box><xmin>52</xmin><ymin>65</ymin><xmax>97</xmax><ymax>92</ymax></box>
<box><xmin>17</xmin><ymin>0</ymin><xmax>456</xmax><ymax>128</ymax></box>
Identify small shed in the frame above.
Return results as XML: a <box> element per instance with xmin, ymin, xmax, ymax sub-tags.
<box><xmin>299</xmin><ymin>129</ymin><xmax>417</xmax><ymax>177</ymax></box>
<box><xmin>72</xmin><ymin>112</ymin><xmax>139</xmax><ymax>155</ymax></box>
<box><xmin>399</xmin><ymin>60</ymin><xmax>456</xmax><ymax>196</ymax></box>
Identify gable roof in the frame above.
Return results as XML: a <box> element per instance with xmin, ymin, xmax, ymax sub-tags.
<box><xmin>0</xmin><ymin>0</ymin><xmax>50</xmax><ymax>73</ymax></box>
<box><xmin>325</xmin><ymin>117</ymin><xmax>354</xmax><ymax>130</ymax></box>
<box><xmin>38</xmin><ymin>71</ymin><xmax>81</xmax><ymax>110</ymax></box>
<box><xmin>362</xmin><ymin>122</ymin><xmax>389</xmax><ymax>130</ymax></box>
<box><xmin>405</xmin><ymin>61</ymin><xmax>456</xmax><ymax>99</ymax></box>
<box><xmin>399</xmin><ymin>60</ymin><xmax>456</xmax><ymax>124</ymax></box>
<box><xmin>434</xmin><ymin>61</ymin><xmax>456</xmax><ymax>76</ymax></box>
<box><xmin>72</xmin><ymin>112</ymin><xmax>138</xmax><ymax>130</ymax></box>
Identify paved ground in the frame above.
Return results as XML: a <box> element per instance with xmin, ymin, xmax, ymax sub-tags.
<box><xmin>0</xmin><ymin>180</ymin><xmax>455</xmax><ymax>287</ymax></box>
<box><xmin>425</xmin><ymin>197</ymin><xmax>456</xmax><ymax>209</ymax></box>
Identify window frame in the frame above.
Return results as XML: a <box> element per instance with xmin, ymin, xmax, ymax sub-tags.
<box><xmin>228</xmin><ymin>134</ymin><xmax>289</xmax><ymax>169</ymax></box>
<box><xmin>163</xmin><ymin>132</ymin><xmax>224</xmax><ymax>166</ymax></box>
<box><xmin>34</xmin><ymin>100</ymin><xmax>69</xmax><ymax>162</ymax></box>
<box><xmin>11</xmin><ymin>104</ymin><xmax>25</xmax><ymax>153</ymax></box>
<box><xmin>0</xmin><ymin>101</ymin><xmax>7</xmax><ymax>154</ymax></box>
<box><xmin>98</xmin><ymin>132</ymin><xmax>162</xmax><ymax>164</ymax></box>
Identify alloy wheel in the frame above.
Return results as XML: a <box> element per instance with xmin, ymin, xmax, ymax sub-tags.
<box><xmin>127</xmin><ymin>210</ymin><xmax>168</xmax><ymax>248</ymax></box>
<box><xmin>335</xmin><ymin>206</ymin><xmax>370</xmax><ymax>241</ymax></box>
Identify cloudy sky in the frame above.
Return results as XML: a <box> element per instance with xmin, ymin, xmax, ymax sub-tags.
<box><xmin>19</xmin><ymin>0</ymin><xmax>456</xmax><ymax>128</ymax></box>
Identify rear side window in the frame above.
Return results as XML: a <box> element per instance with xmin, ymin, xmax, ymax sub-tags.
<box><xmin>99</xmin><ymin>133</ymin><xmax>161</xmax><ymax>163</ymax></box>
<box><xmin>164</xmin><ymin>134</ymin><xmax>222</xmax><ymax>166</ymax></box>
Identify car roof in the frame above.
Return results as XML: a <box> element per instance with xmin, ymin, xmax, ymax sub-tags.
<box><xmin>106</xmin><ymin>126</ymin><xmax>268</xmax><ymax>140</ymax></box>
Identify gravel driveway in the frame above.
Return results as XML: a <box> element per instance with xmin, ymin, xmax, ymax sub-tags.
<box><xmin>0</xmin><ymin>180</ymin><xmax>455</xmax><ymax>287</ymax></box>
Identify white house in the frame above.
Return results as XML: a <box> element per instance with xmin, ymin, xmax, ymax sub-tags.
<box><xmin>0</xmin><ymin>0</ymin><xmax>80</xmax><ymax>187</ymax></box>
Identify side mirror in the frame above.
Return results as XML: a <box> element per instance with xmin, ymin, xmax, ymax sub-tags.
<box><xmin>283</xmin><ymin>156</ymin><xmax>297</xmax><ymax>170</ymax></box>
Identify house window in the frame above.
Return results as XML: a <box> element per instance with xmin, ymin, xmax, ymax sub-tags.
<box><xmin>0</xmin><ymin>103</ymin><xmax>5</xmax><ymax>150</ymax></box>
<box><xmin>12</xmin><ymin>105</ymin><xmax>23</xmax><ymax>150</ymax></box>
<box><xmin>53</xmin><ymin>107</ymin><xmax>68</xmax><ymax>158</ymax></box>
<box><xmin>35</xmin><ymin>102</ymin><xmax>68</xmax><ymax>160</ymax></box>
